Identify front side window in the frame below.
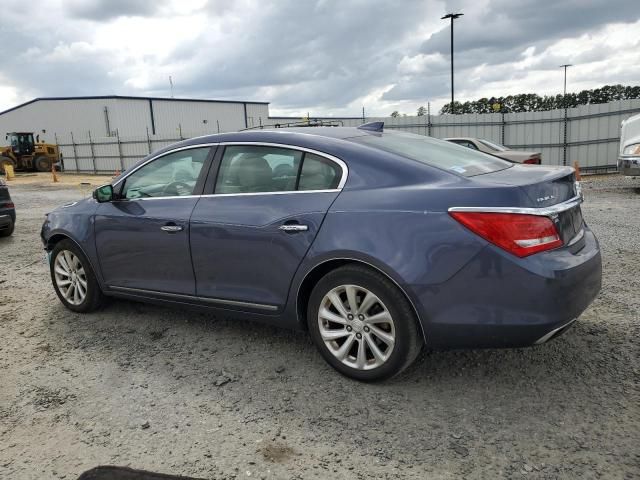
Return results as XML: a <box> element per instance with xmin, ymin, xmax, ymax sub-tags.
<box><xmin>122</xmin><ymin>147</ymin><xmax>209</xmax><ymax>199</ymax></box>
<box><xmin>215</xmin><ymin>146</ymin><xmax>342</xmax><ymax>194</ymax></box>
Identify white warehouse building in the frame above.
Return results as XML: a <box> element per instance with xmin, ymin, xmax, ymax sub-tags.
<box><xmin>0</xmin><ymin>95</ymin><xmax>270</xmax><ymax>142</ymax></box>
<box><xmin>0</xmin><ymin>96</ymin><xmax>271</xmax><ymax>172</ymax></box>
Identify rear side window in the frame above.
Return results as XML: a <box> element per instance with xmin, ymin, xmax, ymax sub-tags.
<box><xmin>352</xmin><ymin>131</ymin><xmax>511</xmax><ymax>177</ymax></box>
<box><xmin>215</xmin><ymin>146</ymin><xmax>341</xmax><ymax>194</ymax></box>
<box><xmin>298</xmin><ymin>153</ymin><xmax>340</xmax><ymax>190</ymax></box>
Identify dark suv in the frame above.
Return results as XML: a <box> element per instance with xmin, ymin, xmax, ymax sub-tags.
<box><xmin>0</xmin><ymin>179</ymin><xmax>15</xmax><ymax>237</ymax></box>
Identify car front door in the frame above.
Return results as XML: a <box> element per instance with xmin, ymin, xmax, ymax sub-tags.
<box><xmin>94</xmin><ymin>146</ymin><xmax>214</xmax><ymax>295</ymax></box>
<box><xmin>189</xmin><ymin>144</ymin><xmax>346</xmax><ymax>311</ymax></box>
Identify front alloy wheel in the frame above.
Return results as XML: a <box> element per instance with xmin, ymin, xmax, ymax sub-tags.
<box><xmin>308</xmin><ymin>265</ymin><xmax>423</xmax><ymax>381</ymax></box>
<box><xmin>50</xmin><ymin>239</ymin><xmax>104</xmax><ymax>312</ymax></box>
<box><xmin>54</xmin><ymin>250</ymin><xmax>88</xmax><ymax>305</ymax></box>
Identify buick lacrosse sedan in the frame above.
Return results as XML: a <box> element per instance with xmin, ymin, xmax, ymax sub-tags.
<box><xmin>41</xmin><ymin>123</ymin><xmax>601</xmax><ymax>381</ymax></box>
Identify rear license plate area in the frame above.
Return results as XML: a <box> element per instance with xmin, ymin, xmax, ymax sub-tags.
<box><xmin>557</xmin><ymin>207</ymin><xmax>584</xmax><ymax>243</ymax></box>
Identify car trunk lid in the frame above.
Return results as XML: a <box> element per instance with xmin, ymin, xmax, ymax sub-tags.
<box><xmin>472</xmin><ymin>164</ymin><xmax>578</xmax><ymax>207</ymax></box>
<box><xmin>468</xmin><ymin>164</ymin><xmax>583</xmax><ymax>245</ymax></box>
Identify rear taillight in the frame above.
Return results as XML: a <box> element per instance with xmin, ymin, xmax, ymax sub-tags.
<box><xmin>449</xmin><ymin>212</ymin><xmax>563</xmax><ymax>257</ymax></box>
<box><xmin>2</xmin><ymin>202</ymin><xmax>14</xmax><ymax>209</ymax></box>
<box><xmin>523</xmin><ymin>156</ymin><xmax>541</xmax><ymax>165</ymax></box>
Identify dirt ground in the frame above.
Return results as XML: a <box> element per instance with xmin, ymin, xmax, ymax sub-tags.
<box><xmin>0</xmin><ymin>173</ymin><xmax>639</xmax><ymax>479</ymax></box>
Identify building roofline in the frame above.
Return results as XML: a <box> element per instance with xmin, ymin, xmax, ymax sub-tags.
<box><xmin>0</xmin><ymin>95</ymin><xmax>270</xmax><ymax>116</ymax></box>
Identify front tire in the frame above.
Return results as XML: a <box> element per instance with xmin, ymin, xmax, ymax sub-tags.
<box><xmin>50</xmin><ymin>239</ymin><xmax>104</xmax><ymax>312</ymax></box>
<box><xmin>0</xmin><ymin>156</ymin><xmax>15</xmax><ymax>175</ymax></box>
<box><xmin>307</xmin><ymin>265</ymin><xmax>423</xmax><ymax>381</ymax></box>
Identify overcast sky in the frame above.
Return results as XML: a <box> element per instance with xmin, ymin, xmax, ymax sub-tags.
<box><xmin>0</xmin><ymin>0</ymin><xmax>638</xmax><ymax>116</ymax></box>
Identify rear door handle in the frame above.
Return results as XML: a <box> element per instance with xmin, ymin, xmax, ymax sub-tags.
<box><xmin>161</xmin><ymin>224</ymin><xmax>184</xmax><ymax>233</ymax></box>
<box><xmin>279</xmin><ymin>224</ymin><xmax>308</xmax><ymax>233</ymax></box>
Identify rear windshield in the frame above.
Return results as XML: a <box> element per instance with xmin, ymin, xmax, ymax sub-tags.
<box><xmin>351</xmin><ymin>131</ymin><xmax>512</xmax><ymax>177</ymax></box>
<box><xmin>478</xmin><ymin>139</ymin><xmax>508</xmax><ymax>151</ymax></box>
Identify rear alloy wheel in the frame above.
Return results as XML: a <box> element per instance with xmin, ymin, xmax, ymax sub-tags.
<box><xmin>50</xmin><ymin>239</ymin><xmax>104</xmax><ymax>312</ymax></box>
<box><xmin>308</xmin><ymin>265</ymin><xmax>423</xmax><ymax>381</ymax></box>
<box><xmin>34</xmin><ymin>156</ymin><xmax>51</xmax><ymax>172</ymax></box>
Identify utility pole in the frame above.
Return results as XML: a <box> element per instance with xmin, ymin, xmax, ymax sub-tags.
<box><xmin>441</xmin><ymin>12</ymin><xmax>463</xmax><ymax>114</ymax></box>
<box><xmin>169</xmin><ymin>76</ymin><xmax>174</xmax><ymax>98</ymax></box>
<box><xmin>559</xmin><ymin>64</ymin><xmax>572</xmax><ymax>97</ymax></box>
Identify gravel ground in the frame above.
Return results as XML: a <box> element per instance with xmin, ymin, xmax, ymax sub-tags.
<box><xmin>1</xmin><ymin>174</ymin><xmax>639</xmax><ymax>479</ymax></box>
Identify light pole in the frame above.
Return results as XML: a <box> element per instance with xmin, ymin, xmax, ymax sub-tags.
<box><xmin>441</xmin><ymin>12</ymin><xmax>463</xmax><ymax>114</ymax></box>
<box><xmin>560</xmin><ymin>64</ymin><xmax>572</xmax><ymax>101</ymax></box>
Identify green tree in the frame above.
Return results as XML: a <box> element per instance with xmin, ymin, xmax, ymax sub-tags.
<box><xmin>390</xmin><ymin>111</ymin><xmax>400</xmax><ymax>118</ymax></box>
<box><xmin>417</xmin><ymin>106</ymin><xmax>427</xmax><ymax>116</ymax></box>
<box><xmin>438</xmin><ymin>84</ymin><xmax>640</xmax><ymax>114</ymax></box>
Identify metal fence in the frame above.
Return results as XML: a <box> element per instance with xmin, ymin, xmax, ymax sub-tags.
<box><xmin>57</xmin><ymin>99</ymin><xmax>640</xmax><ymax>174</ymax></box>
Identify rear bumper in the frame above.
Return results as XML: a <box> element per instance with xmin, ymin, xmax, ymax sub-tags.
<box><xmin>414</xmin><ymin>226</ymin><xmax>602</xmax><ymax>349</ymax></box>
<box><xmin>0</xmin><ymin>212</ymin><xmax>14</xmax><ymax>230</ymax></box>
<box><xmin>618</xmin><ymin>155</ymin><xmax>640</xmax><ymax>176</ymax></box>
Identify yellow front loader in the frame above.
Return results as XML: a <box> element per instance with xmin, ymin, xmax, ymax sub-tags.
<box><xmin>0</xmin><ymin>132</ymin><xmax>62</xmax><ymax>174</ymax></box>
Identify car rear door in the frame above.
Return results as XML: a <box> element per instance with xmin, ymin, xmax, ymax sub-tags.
<box><xmin>94</xmin><ymin>146</ymin><xmax>215</xmax><ymax>295</ymax></box>
<box><xmin>189</xmin><ymin>144</ymin><xmax>347</xmax><ymax>311</ymax></box>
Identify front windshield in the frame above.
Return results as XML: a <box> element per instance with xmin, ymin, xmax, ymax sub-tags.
<box><xmin>479</xmin><ymin>139</ymin><xmax>508</xmax><ymax>151</ymax></box>
<box><xmin>351</xmin><ymin>131</ymin><xmax>512</xmax><ymax>177</ymax></box>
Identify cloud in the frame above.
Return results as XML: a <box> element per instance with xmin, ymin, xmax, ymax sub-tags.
<box><xmin>0</xmin><ymin>0</ymin><xmax>638</xmax><ymax>116</ymax></box>
<box><xmin>65</xmin><ymin>0</ymin><xmax>169</xmax><ymax>20</ymax></box>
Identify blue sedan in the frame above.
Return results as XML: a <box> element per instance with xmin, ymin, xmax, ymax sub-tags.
<box><xmin>41</xmin><ymin>123</ymin><xmax>602</xmax><ymax>381</ymax></box>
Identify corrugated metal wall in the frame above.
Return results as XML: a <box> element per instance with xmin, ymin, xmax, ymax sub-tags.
<box><xmin>269</xmin><ymin>99</ymin><xmax>640</xmax><ymax>171</ymax></box>
<box><xmin>0</xmin><ymin>98</ymin><xmax>269</xmax><ymax>144</ymax></box>
<box><xmin>5</xmin><ymin>97</ymin><xmax>638</xmax><ymax>173</ymax></box>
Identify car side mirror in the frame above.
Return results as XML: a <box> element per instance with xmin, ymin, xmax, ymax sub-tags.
<box><xmin>93</xmin><ymin>184</ymin><xmax>114</xmax><ymax>203</ymax></box>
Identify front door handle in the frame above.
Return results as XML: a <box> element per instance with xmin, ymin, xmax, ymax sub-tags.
<box><xmin>161</xmin><ymin>224</ymin><xmax>184</xmax><ymax>233</ymax></box>
<box><xmin>279</xmin><ymin>224</ymin><xmax>309</xmax><ymax>233</ymax></box>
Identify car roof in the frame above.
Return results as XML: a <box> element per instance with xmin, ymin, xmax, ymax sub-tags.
<box><xmin>146</xmin><ymin>127</ymin><xmax>377</xmax><ymax>161</ymax></box>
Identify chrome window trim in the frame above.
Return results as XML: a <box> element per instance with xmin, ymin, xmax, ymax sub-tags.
<box><xmin>112</xmin><ymin>143</ymin><xmax>220</xmax><ymax>188</ymax></box>
<box><xmin>203</xmin><ymin>189</ymin><xmax>340</xmax><ymax>198</ymax></box>
<box><xmin>108</xmin><ymin>285</ymin><xmax>278</xmax><ymax>311</ymax></box>
<box><xmin>112</xmin><ymin>141</ymin><xmax>349</xmax><ymax>195</ymax></box>
<box><xmin>112</xmin><ymin>189</ymin><xmax>342</xmax><ymax>202</ymax></box>
<box><xmin>448</xmin><ymin>194</ymin><xmax>583</xmax><ymax>216</ymax></box>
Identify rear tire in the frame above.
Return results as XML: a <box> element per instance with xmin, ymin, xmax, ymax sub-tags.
<box><xmin>50</xmin><ymin>239</ymin><xmax>104</xmax><ymax>312</ymax></box>
<box><xmin>307</xmin><ymin>264</ymin><xmax>423</xmax><ymax>381</ymax></box>
<box><xmin>34</xmin><ymin>156</ymin><xmax>50</xmax><ymax>172</ymax></box>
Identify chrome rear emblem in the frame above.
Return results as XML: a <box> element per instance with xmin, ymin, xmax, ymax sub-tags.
<box><xmin>536</xmin><ymin>195</ymin><xmax>555</xmax><ymax>203</ymax></box>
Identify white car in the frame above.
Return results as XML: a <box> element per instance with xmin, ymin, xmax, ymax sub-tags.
<box><xmin>444</xmin><ymin>137</ymin><xmax>541</xmax><ymax>164</ymax></box>
<box><xmin>619</xmin><ymin>113</ymin><xmax>640</xmax><ymax>176</ymax></box>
